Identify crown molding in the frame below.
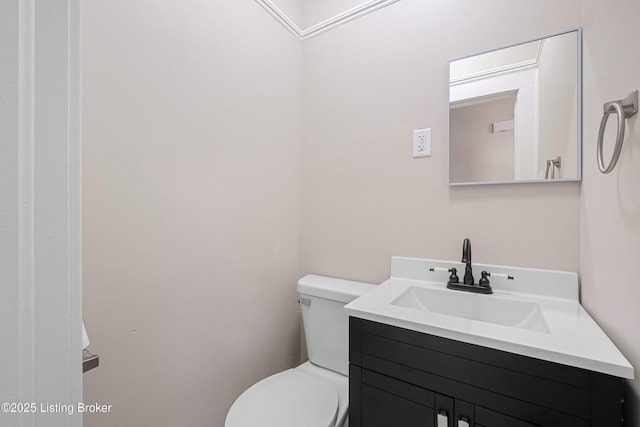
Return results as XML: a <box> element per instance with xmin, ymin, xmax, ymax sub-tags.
<box><xmin>254</xmin><ymin>0</ymin><xmax>304</xmax><ymax>38</ymax></box>
<box><xmin>450</xmin><ymin>40</ymin><xmax>544</xmax><ymax>86</ymax></box>
<box><xmin>450</xmin><ymin>58</ymin><xmax>539</xmax><ymax>86</ymax></box>
<box><xmin>255</xmin><ymin>0</ymin><xmax>401</xmax><ymax>40</ymax></box>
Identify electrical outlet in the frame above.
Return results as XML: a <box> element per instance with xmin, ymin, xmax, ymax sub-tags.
<box><xmin>413</xmin><ymin>128</ymin><xmax>431</xmax><ymax>158</ymax></box>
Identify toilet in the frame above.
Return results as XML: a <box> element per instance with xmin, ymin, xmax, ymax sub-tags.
<box><xmin>225</xmin><ymin>274</ymin><xmax>375</xmax><ymax>427</ymax></box>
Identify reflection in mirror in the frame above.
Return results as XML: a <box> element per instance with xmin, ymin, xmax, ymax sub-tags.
<box><xmin>448</xmin><ymin>29</ymin><xmax>582</xmax><ymax>185</ymax></box>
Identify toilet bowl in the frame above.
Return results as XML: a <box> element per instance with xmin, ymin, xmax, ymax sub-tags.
<box><xmin>225</xmin><ymin>275</ymin><xmax>375</xmax><ymax>427</ymax></box>
<box><xmin>225</xmin><ymin>362</ymin><xmax>347</xmax><ymax>427</ymax></box>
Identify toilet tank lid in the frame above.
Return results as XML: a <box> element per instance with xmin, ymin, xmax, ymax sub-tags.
<box><xmin>297</xmin><ymin>274</ymin><xmax>376</xmax><ymax>303</ymax></box>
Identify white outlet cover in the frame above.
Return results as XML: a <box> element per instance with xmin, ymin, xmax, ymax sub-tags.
<box><xmin>412</xmin><ymin>128</ymin><xmax>431</xmax><ymax>158</ymax></box>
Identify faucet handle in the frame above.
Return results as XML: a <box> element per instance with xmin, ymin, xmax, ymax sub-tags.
<box><xmin>448</xmin><ymin>268</ymin><xmax>459</xmax><ymax>284</ymax></box>
<box><xmin>479</xmin><ymin>271</ymin><xmax>514</xmax><ymax>289</ymax></box>
<box><xmin>428</xmin><ymin>267</ymin><xmax>459</xmax><ymax>284</ymax></box>
<box><xmin>487</xmin><ymin>272</ymin><xmax>514</xmax><ymax>280</ymax></box>
<box><xmin>479</xmin><ymin>271</ymin><xmax>491</xmax><ymax>287</ymax></box>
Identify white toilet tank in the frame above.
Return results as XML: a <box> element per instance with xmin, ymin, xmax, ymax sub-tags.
<box><xmin>297</xmin><ymin>275</ymin><xmax>375</xmax><ymax>376</ymax></box>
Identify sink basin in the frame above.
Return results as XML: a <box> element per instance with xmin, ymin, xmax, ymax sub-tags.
<box><xmin>391</xmin><ymin>286</ymin><xmax>550</xmax><ymax>333</ymax></box>
<box><xmin>343</xmin><ymin>257</ymin><xmax>634</xmax><ymax>378</ymax></box>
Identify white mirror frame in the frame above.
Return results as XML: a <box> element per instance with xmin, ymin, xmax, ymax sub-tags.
<box><xmin>254</xmin><ymin>0</ymin><xmax>401</xmax><ymax>40</ymax></box>
<box><xmin>447</xmin><ymin>28</ymin><xmax>583</xmax><ymax>186</ymax></box>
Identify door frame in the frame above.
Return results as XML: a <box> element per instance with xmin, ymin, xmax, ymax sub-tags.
<box><xmin>0</xmin><ymin>1</ymin><xmax>82</xmax><ymax>426</ymax></box>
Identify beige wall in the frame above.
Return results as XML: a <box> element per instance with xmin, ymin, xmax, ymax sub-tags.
<box><xmin>82</xmin><ymin>1</ymin><xmax>302</xmax><ymax>425</ymax></box>
<box><xmin>300</xmin><ymin>0</ymin><xmax>581</xmax><ymax>285</ymax></box>
<box><xmin>580</xmin><ymin>1</ymin><xmax>640</xmax><ymax>425</ymax></box>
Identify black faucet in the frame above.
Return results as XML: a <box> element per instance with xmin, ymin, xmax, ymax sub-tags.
<box><xmin>461</xmin><ymin>238</ymin><xmax>474</xmax><ymax>285</ymax></box>
<box><xmin>446</xmin><ymin>238</ymin><xmax>493</xmax><ymax>294</ymax></box>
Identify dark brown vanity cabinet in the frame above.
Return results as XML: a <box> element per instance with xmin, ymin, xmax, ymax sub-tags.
<box><xmin>349</xmin><ymin>318</ymin><xmax>624</xmax><ymax>427</ymax></box>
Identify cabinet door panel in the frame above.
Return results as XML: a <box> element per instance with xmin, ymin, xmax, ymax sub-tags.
<box><xmin>435</xmin><ymin>394</ymin><xmax>454</xmax><ymax>427</ymax></box>
<box><xmin>362</xmin><ymin>384</ymin><xmax>434</xmax><ymax>427</ymax></box>
<box><xmin>362</xmin><ymin>368</ymin><xmax>434</xmax><ymax>407</ymax></box>
<box><xmin>455</xmin><ymin>399</ymin><xmax>474</xmax><ymax>427</ymax></box>
<box><xmin>475</xmin><ymin>406</ymin><xmax>539</xmax><ymax>427</ymax></box>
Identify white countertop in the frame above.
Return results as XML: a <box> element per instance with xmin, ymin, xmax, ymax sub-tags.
<box><xmin>343</xmin><ymin>257</ymin><xmax>634</xmax><ymax>379</ymax></box>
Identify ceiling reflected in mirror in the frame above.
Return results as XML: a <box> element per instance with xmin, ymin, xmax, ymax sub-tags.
<box><xmin>255</xmin><ymin>0</ymin><xmax>401</xmax><ymax>39</ymax></box>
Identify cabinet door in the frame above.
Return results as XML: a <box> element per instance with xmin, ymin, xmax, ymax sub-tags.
<box><xmin>454</xmin><ymin>399</ymin><xmax>474</xmax><ymax>427</ymax></box>
<box><xmin>475</xmin><ymin>406</ymin><xmax>539</xmax><ymax>427</ymax></box>
<box><xmin>435</xmin><ymin>396</ymin><xmax>474</xmax><ymax>427</ymax></box>
<box><xmin>362</xmin><ymin>384</ymin><xmax>434</xmax><ymax>427</ymax></box>
<box><xmin>358</xmin><ymin>368</ymin><xmax>435</xmax><ymax>427</ymax></box>
<box><xmin>434</xmin><ymin>394</ymin><xmax>453</xmax><ymax>427</ymax></box>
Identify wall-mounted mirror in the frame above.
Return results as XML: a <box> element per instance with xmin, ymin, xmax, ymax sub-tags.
<box><xmin>448</xmin><ymin>29</ymin><xmax>582</xmax><ymax>185</ymax></box>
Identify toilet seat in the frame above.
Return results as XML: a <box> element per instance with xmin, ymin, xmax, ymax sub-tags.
<box><xmin>225</xmin><ymin>368</ymin><xmax>339</xmax><ymax>427</ymax></box>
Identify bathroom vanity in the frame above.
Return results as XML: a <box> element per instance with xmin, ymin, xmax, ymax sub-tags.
<box><xmin>344</xmin><ymin>257</ymin><xmax>633</xmax><ymax>427</ymax></box>
<box><xmin>349</xmin><ymin>317</ymin><xmax>622</xmax><ymax>426</ymax></box>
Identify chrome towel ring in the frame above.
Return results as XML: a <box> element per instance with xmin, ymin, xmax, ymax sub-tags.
<box><xmin>597</xmin><ymin>90</ymin><xmax>638</xmax><ymax>174</ymax></box>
